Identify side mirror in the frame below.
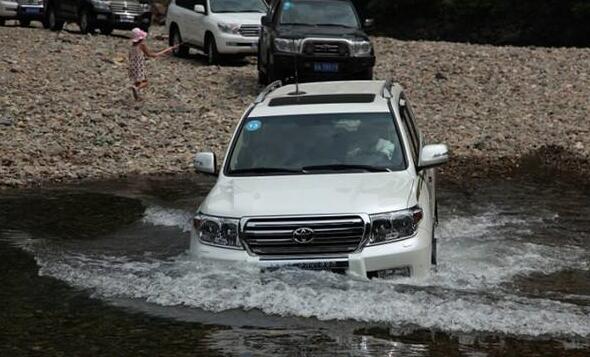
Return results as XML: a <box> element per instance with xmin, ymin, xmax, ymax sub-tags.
<box><xmin>194</xmin><ymin>152</ymin><xmax>217</xmax><ymax>175</ymax></box>
<box><xmin>363</xmin><ymin>18</ymin><xmax>375</xmax><ymax>30</ymax></box>
<box><xmin>261</xmin><ymin>15</ymin><xmax>272</xmax><ymax>26</ymax></box>
<box><xmin>194</xmin><ymin>4</ymin><xmax>205</xmax><ymax>13</ymax></box>
<box><xmin>418</xmin><ymin>144</ymin><xmax>449</xmax><ymax>170</ymax></box>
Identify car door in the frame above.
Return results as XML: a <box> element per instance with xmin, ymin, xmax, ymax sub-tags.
<box><xmin>174</xmin><ymin>0</ymin><xmax>197</xmax><ymax>45</ymax></box>
<box><xmin>399</xmin><ymin>95</ymin><xmax>434</xmax><ymax>219</ymax></box>
<box><xmin>187</xmin><ymin>0</ymin><xmax>207</xmax><ymax>47</ymax></box>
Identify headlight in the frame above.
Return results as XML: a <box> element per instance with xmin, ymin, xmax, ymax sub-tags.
<box><xmin>273</xmin><ymin>38</ymin><xmax>301</xmax><ymax>53</ymax></box>
<box><xmin>350</xmin><ymin>40</ymin><xmax>372</xmax><ymax>57</ymax></box>
<box><xmin>142</xmin><ymin>3</ymin><xmax>150</xmax><ymax>11</ymax></box>
<box><xmin>193</xmin><ymin>214</ymin><xmax>242</xmax><ymax>249</ymax></box>
<box><xmin>217</xmin><ymin>22</ymin><xmax>240</xmax><ymax>34</ymax></box>
<box><xmin>91</xmin><ymin>0</ymin><xmax>111</xmax><ymax>10</ymax></box>
<box><xmin>368</xmin><ymin>207</ymin><xmax>423</xmax><ymax>245</ymax></box>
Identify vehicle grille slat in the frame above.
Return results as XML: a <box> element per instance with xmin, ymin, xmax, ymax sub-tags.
<box><xmin>303</xmin><ymin>41</ymin><xmax>349</xmax><ymax>57</ymax></box>
<box><xmin>111</xmin><ymin>1</ymin><xmax>144</xmax><ymax>15</ymax></box>
<box><xmin>242</xmin><ymin>215</ymin><xmax>366</xmax><ymax>256</ymax></box>
<box><xmin>239</xmin><ymin>25</ymin><xmax>261</xmax><ymax>37</ymax></box>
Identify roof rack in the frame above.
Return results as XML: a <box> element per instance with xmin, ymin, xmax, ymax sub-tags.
<box><xmin>381</xmin><ymin>79</ymin><xmax>393</xmax><ymax>98</ymax></box>
<box><xmin>255</xmin><ymin>80</ymin><xmax>283</xmax><ymax>104</ymax></box>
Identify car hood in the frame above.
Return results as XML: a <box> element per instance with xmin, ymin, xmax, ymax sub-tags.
<box><xmin>199</xmin><ymin>172</ymin><xmax>415</xmax><ymax>217</ymax></box>
<box><xmin>211</xmin><ymin>12</ymin><xmax>265</xmax><ymax>26</ymax></box>
<box><xmin>276</xmin><ymin>25</ymin><xmax>368</xmax><ymax>40</ymax></box>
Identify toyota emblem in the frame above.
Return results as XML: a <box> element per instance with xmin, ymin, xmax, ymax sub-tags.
<box><xmin>292</xmin><ymin>227</ymin><xmax>314</xmax><ymax>244</ymax></box>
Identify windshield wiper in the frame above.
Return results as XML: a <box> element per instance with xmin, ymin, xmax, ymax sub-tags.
<box><xmin>280</xmin><ymin>22</ymin><xmax>314</xmax><ymax>26</ymax></box>
<box><xmin>229</xmin><ymin>167</ymin><xmax>303</xmax><ymax>175</ymax></box>
<box><xmin>302</xmin><ymin>164</ymin><xmax>392</xmax><ymax>173</ymax></box>
<box><xmin>315</xmin><ymin>23</ymin><xmax>355</xmax><ymax>28</ymax></box>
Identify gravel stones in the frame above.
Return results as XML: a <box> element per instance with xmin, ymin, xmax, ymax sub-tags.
<box><xmin>0</xmin><ymin>25</ymin><xmax>589</xmax><ymax>188</ymax></box>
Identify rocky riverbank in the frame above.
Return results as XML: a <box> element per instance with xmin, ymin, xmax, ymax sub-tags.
<box><xmin>1</xmin><ymin>24</ymin><xmax>589</xmax><ymax>188</ymax></box>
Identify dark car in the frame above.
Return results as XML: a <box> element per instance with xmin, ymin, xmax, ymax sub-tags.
<box><xmin>257</xmin><ymin>0</ymin><xmax>375</xmax><ymax>84</ymax></box>
<box><xmin>16</xmin><ymin>0</ymin><xmax>45</xmax><ymax>27</ymax></box>
<box><xmin>44</xmin><ymin>0</ymin><xmax>151</xmax><ymax>34</ymax></box>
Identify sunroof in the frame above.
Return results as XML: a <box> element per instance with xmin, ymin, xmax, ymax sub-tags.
<box><xmin>268</xmin><ymin>94</ymin><xmax>376</xmax><ymax>107</ymax></box>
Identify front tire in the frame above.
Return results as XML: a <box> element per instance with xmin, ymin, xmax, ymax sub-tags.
<box><xmin>431</xmin><ymin>227</ymin><xmax>437</xmax><ymax>266</ymax></box>
<box><xmin>78</xmin><ymin>7</ymin><xmax>95</xmax><ymax>34</ymax></box>
<box><xmin>170</xmin><ymin>27</ymin><xmax>189</xmax><ymax>57</ymax></box>
<box><xmin>356</xmin><ymin>68</ymin><xmax>373</xmax><ymax>80</ymax></box>
<box><xmin>100</xmin><ymin>25</ymin><xmax>113</xmax><ymax>35</ymax></box>
<box><xmin>206</xmin><ymin>35</ymin><xmax>219</xmax><ymax>65</ymax></box>
<box><xmin>47</xmin><ymin>5</ymin><xmax>64</xmax><ymax>31</ymax></box>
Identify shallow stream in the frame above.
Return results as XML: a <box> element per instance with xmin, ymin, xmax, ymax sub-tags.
<box><xmin>1</xmin><ymin>176</ymin><xmax>588</xmax><ymax>356</ymax></box>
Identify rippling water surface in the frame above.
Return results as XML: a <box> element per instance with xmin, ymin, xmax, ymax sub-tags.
<box><xmin>0</xmin><ymin>176</ymin><xmax>588</xmax><ymax>356</ymax></box>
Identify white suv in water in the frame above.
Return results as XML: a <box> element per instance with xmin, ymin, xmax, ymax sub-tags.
<box><xmin>166</xmin><ymin>0</ymin><xmax>267</xmax><ymax>64</ymax></box>
<box><xmin>191</xmin><ymin>80</ymin><xmax>449</xmax><ymax>279</ymax></box>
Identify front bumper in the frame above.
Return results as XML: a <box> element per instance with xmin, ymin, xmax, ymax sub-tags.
<box><xmin>216</xmin><ymin>32</ymin><xmax>259</xmax><ymax>55</ymax></box>
<box><xmin>189</xmin><ymin>226</ymin><xmax>432</xmax><ymax>279</ymax></box>
<box><xmin>17</xmin><ymin>5</ymin><xmax>43</xmax><ymax>20</ymax></box>
<box><xmin>272</xmin><ymin>53</ymin><xmax>375</xmax><ymax>81</ymax></box>
<box><xmin>94</xmin><ymin>10</ymin><xmax>151</xmax><ymax>30</ymax></box>
<box><xmin>0</xmin><ymin>1</ymin><xmax>18</xmax><ymax>18</ymax></box>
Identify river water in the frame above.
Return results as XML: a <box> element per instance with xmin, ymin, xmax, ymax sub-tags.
<box><xmin>0</xmin><ymin>176</ymin><xmax>589</xmax><ymax>356</ymax></box>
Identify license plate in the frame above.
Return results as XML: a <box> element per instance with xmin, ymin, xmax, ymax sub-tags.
<box><xmin>314</xmin><ymin>62</ymin><xmax>338</xmax><ymax>73</ymax></box>
<box><xmin>24</xmin><ymin>7</ymin><xmax>40</xmax><ymax>14</ymax></box>
<box><xmin>119</xmin><ymin>15</ymin><xmax>134</xmax><ymax>22</ymax></box>
<box><xmin>260</xmin><ymin>260</ymin><xmax>348</xmax><ymax>272</ymax></box>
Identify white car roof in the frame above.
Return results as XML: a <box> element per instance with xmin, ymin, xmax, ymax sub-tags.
<box><xmin>250</xmin><ymin>80</ymin><xmax>398</xmax><ymax>117</ymax></box>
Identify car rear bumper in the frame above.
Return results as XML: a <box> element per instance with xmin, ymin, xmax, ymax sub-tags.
<box><xmin>17</xmin><ymin>5</ymin><xmax>43</xmax><ymax>20</ymax></box>
<box><xmin>94</xmin><ymin>10</ymin><xmax>151</xmax><ymax>30</ymax></box>
<box><xmin>216</xmin><ymin>32</ymin><xmax>259</xmax><ymax>55</ymax></box>
<box><xmin>189</xmin><ymin>226</ymin><xmax>432</xmax><ymax>279</ymax></box>
<box><xmin>272</xmin><ymin>53</ymin><xmax>375</xmax><ymax>80</ymax></box>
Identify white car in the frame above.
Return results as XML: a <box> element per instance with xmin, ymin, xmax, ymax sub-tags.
<box><xmin>191</xmin><ymin>80</ymin><xmax>449</xmax><ymax>279</ymax></box>
<box><xmin>0</xmin><ymin>0</ymin><xmax>18</xmax><ymax>25</ymax></box>
<box><xmin>166</xmin><ymin>0</ymin><xmax>267</xmax><ymax>65</ymax></box>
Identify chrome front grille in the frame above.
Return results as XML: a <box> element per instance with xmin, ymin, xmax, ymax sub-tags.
<box><xmin>303</xmin><ymin>41</ymin><xmax>349</xmax><ymax>57</ymax></box>
<box><xmin>239</xmin><ymin>25</ymin><xmax>261</xmax><ymax>37</ymax></box>
<box><xmin>17</xmin><ymin>0</ymin><xmax>41</xmax><ymax>5</ymax></box>
<box><xmin>242</xmin><ymin>216</ymin><xmax>367</xmax><ymax>256</ymax></box>
<box><xmin>111</xmin><ymin>1</ymin><xmax>144</xmax><ymax>14</ymax></box>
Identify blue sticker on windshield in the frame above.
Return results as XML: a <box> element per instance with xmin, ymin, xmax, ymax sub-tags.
<box><xmin>245</xmin><ymin>120</ymin><xmax>262</xmax><ymax>131</ymax></box>
<box><xmin>283</xmin><ymin>1</ymin><xmax>292</xmax><ymax>10</ymax></box>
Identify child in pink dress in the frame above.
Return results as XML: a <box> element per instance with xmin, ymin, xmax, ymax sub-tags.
<box><xmin>129</xmin><ymin>28</ymin><xmax>178</xmax><ymax>101</ymax></box>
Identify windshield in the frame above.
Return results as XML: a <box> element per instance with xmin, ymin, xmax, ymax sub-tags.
<box><xmin>210</xmin><ymin>0</ymin><xmax>267</xmax><ymax>13</ymax></box>
<box><xmin>279</xmin><ymin>0</ymin><xmax>360</xmax><ymax>28</ymax></box>
<box><xmin>226</xmin><ymin>113</ymin><xmax>407</xmax><ymax>175</ymax></box>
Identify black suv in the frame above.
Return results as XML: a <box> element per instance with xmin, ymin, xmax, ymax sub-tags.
<box><xmin>257</xmin><ymin>0</ymin><xmax>375</xmax><ymax>84</ymax></box>
<box><xmin>44</xmin><ymin>0</ymin><xmax>151</xmax><ymax>34</ymax></box>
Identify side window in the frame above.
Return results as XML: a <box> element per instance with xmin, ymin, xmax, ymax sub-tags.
<box><xmin>399</xmin><ymin>97</ymin><xmax>419</xmax><ymax>164</ymax></box>
<box><xmin>178</xmin><ymin>0</ymin><xmax>198</xmax><ymax>10</ymax></box>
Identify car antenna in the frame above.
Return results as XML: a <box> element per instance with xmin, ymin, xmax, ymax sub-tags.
<box><xmin>288</xmin><ymin>39</ymin><xmax>306</xmax><ymax>95</ymax></box>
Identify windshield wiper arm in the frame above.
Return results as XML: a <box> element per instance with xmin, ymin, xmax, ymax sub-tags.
<box><xmin>229</xmin><ymin>167</ymin><xmax>303</xmax><ymax>175</ymax></box>
<box><xmin>315</xmin><ymin>23</ymin><xmax>355</xmax><ymax>28</ymax></box>
<box><xmin>302</xmin><ymin>164</ymin><xmax>392</xmax><ymax>173</ymax></box>
<box><xmin>280</xmin><ymin>22</ymin><xmax>314</xmax><ymax>26</ymax></box>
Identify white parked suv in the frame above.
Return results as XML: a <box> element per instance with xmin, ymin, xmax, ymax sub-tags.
<box><xmin>0</xmin><ymin>0</ymin><xmax>18</xmax><ymax>25</ymax></box>
<box><xmin>166</xmin><ymin>0</ymin><xmax>267</xmax><ymax>65</ymax></box>
<box><xmin>191</xmin><ymin>80</ymin><xmax>449</xmax><ymax>279</ymax></box>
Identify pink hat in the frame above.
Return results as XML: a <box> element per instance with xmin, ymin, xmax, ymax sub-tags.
<box><xmin>131</xmin><ymin>28</ymin><xmax>147</xmax><ymax>43</ymax></box>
